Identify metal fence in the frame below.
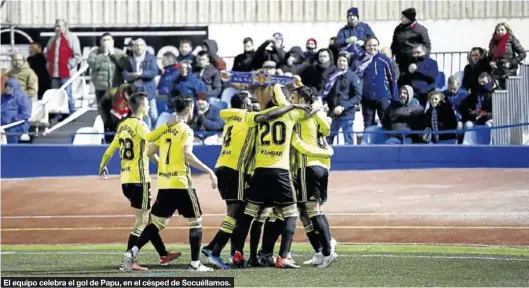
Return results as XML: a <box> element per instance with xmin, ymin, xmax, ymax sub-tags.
<box><xmin>491</xmin><ymin>64</ymin><xmax>529</xmax><ymax>145</ymax></box>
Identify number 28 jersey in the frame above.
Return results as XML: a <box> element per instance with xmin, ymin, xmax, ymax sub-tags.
<box><xmin>215</xmin><ymin>109</ymin><xmax>258</xmax><ymax>172</ymax></box>
<box><xmin>112</xmin><ymin>117</ymin><xmax>151</xmax><ymax>184</ymax></box>
<box><xmin>255</xmin><ymin>107</ymin><xmax>306</xmax><ymax>170</ymax></box>
<box><xmin>155</xmin><ymin>122</ymin><xmax>194</xmax><ymax>190</ymax></box>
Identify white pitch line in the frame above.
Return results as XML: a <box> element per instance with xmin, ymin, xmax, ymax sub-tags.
<box><xmin>2</xmin><ymin>251</ymin><xmax>528</xmax><ymax>262</ymax></box>
<box><xmin>2</xmin><ymin>212</ymin><xmax>529</xmax><ymax>219</ymax></box>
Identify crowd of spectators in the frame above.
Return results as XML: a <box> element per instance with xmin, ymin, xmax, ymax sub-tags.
<box><xmin>1</xmin><ymin>9</ymin><xmax>527</xmax><ymax>145</ymax></box>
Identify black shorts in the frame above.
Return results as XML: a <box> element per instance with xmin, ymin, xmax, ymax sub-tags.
<box><xmin>122</xmin><ymin>183</ymin><xmax>151</xmax><ymax>210</ymax></box>
<box><xmin>247</xmin><ymin>168</ymin><xmax>296</xmax><ymax>206</ymax></box>
<box><xmin>296</xmin><ymin>166</ymin><xmax>329</xmax><ymax>203</ymax></box>
<box><xmin>151</xmin><ymin>188</ymin><xmax>202</xmax><ymax>219</ymax></box>
<box><xmin>215</xmin><ymin>167</ymin><xmax>250</xmax><ymax>202</ymax></box>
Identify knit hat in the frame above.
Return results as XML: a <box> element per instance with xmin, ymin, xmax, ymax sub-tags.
<box><xmin>347</xmin><ymin>7</ymin><xmax>359</xmax><ymax>17</ymax></box>
<box><xmin>306</xmin><ymin>38</ymin><xmax>317</xmax><ymax>47</ymax></box>
<box><xmin>337</xmin><ymin>51</ymin><xmax>351</xmax><ymax>62</ymax></box>
<box><xmin>401</xmin><ymin>8</ymin><xmax>416</xmax><ymax>22</ymax></box>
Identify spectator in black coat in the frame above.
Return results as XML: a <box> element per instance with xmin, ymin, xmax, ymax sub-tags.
<box><xmin>462</xmin><ymin>47</ymin><xmax>491</xmax><ymax>93</ymax></box>
<box><xmin>328</xmin><ymin>37</ymin><xmax>340</xmax><ymax>64</ymax></box>
<box><xmin>250</xmin><ymin>33</ymin><xmax>286</xmax><ymax>70</ymax></box>
<box><xmin>487</xmin><ymin>22</ymin><xmax>526</xmax><ymax>89</ymax></box>
<box><xmin>390</xmin><ymin>8</ymin><xmax>432</xmax><ymax>79</ymax></box>
<box><xmin>463</xmin><ymin>72</ymin><xmax>495</xmax><ymax>129</ymax></box>
<box><xmin>195</xmin><ymin>51</ymin><xmax>222</xmax><ymax>102</ymax></box>
<box><xmin>232</xmin><ymin>37</ymin><xmax>255</xmax><ymax>72</ymax></box>
<box><xmin>279</xmin><ymin>46</ymin><xmax>310</xmax><ymax>75</ymax></box>
<box><xmin>26</xmin><ymin>42</ymin><xmax>50</xmax><ymax>100</ymax></box>
<box><xmin>382</xmin><ymin>85</ymin><xmax>424</xmax><ymax>144</ymax></box>
<box><xmin>300</xmin><ymin>48</ymin><xmax>336</xmax><ymax>96</ymax></box>
<box><xmin>398</xmin><ymin>44</ymin><xmax>438</xmax><ymax>107</ymax></box>
<box><xmin>422</xmin><ymin>91</ymin><xmax>458</xmax><ymax>144</ymax></box>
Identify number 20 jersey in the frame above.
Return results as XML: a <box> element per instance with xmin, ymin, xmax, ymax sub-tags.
<box><xmin>255</xmin><ymin>107</ymin><xmax>305</xmax><ymax>170</ymax></box>
<box><xmin>113</xmin><ymin>117</ymin><xmax>151</xmax><ymax>184</ymax></box>
<box><xmin>215</xmin><ymin>109</ymin><xmax>258</xmax><ymax>172</ymax></box>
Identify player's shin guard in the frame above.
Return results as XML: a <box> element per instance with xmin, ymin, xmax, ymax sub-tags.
<box><xmin>303</xmin><ymin>223</ymin><xmax>322</xmax><ymax>253</ymax></box>
<box><xmin>211</xmin><ymin>216</ymin><xmax>236</xmax><ymax>257</ymax></box>
<box><xmin>311</xmin><ymin>215</ymin><xmax>331</xmax><ymax>256</ymax></box>
<box><xmin>189</xmin><ymin>227</ymin><xmax>202</xmax><ymax>262</ymax></box>
<box><xmin>278</xmin><ymin>216</ymin><xmax>297</xmax><ymax>258</ymax></box>
<box><xmin>249</xmin><ymin>220</ymin><xmax>264</xmax><ymax>259</ymax></box>
<box><xmin>261</xmin><ymin>218</ymin><xmax>284</xmax><ymax>255</ymax></box>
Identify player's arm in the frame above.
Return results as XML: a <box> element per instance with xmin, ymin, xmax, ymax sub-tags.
<box><xmin>147</xmin><ymin>143</ymin><xmax>159</xmax><ymax>165</ymax></box>
<box><xmin>254</xmin><ymin>104</ymin><xmax>312</xmax><ymax>124</ymax></box>
<box><xmin>314</xmin><ymin>110</ymin><xmax>331</xmax><ymax>137</ymax></box>
<box><xmin>98</xmin><ymin>136</ymin><xmax>120</xmax><ymax>179</ymax></box>
<box><xmin>183</xmin><ymin>129</ymin><xmax>218</xmax><ymax>188</ymax></box>
<box><xmin>137</xmin><ymin>119</ymin><xmax>180</xmax><ymax>142</ymax></box>
<box><xmin>291</xmin><ymin>133</ymin><xmax>333</xmax><ymax>158</ymax></box>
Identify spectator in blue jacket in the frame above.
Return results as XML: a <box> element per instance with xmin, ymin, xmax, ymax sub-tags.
<box><xmin>1</xmin><ymin>78</ymin><xmax>31</xmax><ymax>144</ymax></box>
<box><xmin>399</xmin><ymin>44</ymin><xmax>439</xmax><ymax>107</ymax></box>
<box><xmin>442</xmin><ymin>75</ymin><xmax>468</xmax><ymax>130</ymax></box>
<box><xmin>355</xmin><ymin>37</ymin><xmax>398</xmax><ymax>128</ymax></box>
<box><xmin>155</xmin><ymin>60</ymin><xmax>206</xmax><ymax>128</ymax></box>
<box><xmin>122</xmin><ymin>38</ymin><xmax>159</xmax><ymax>128</ymax></box>
<box><xmin>157</xmin><ymin>51</ymin><xmax>179</xmax><ymax>115</ymax></box>
<box><xmin>191</xmin><ymin>97</ymin><xmax>224</xmax><ymax>135</ymax></box>
<box><xmin>335</xmin><ymin>7</ymin><xmax>375</xmax><ymax>49</ymax></box>
<box><xmin>177</xmin><ymin>39</ymin><xmax>196</xmax><ymax>69</ymax></box>
<box><xmin>323</xmin><ymin>51</ymin><xmax>362</xmax><ymax>145</ymax></box>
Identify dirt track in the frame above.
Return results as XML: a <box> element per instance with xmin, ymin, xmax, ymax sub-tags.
<box><xmin>2</xmin><ymin>169</ymin><xmax>528</xmax><ymax>245</ymax></box>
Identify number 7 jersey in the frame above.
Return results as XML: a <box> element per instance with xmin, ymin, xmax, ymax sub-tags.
<box><xmin>215</xmin><ymin>109</ymin><xmax>258</xmax><ymax>172</ymax></box>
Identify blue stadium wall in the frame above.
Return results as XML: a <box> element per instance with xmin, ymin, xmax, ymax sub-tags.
<box><xmin>2</xmin><ymin>145</ymin><xmax>529</xmax><ymax>179</ymax></box>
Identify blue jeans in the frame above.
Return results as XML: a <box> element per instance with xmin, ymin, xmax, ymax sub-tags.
<box><xmin>143</xmin><ymin>98</ymin><xmax>158</xmax><ymax>129</ymax></box>
<box><xmin>385</xmin><ymin>136</ymin><xmax>413</xmax><ymax>145</ymax></box>
<box><xmin>327</xmin><ymin>118</ymin><xmax>354</xmax><ymax>145</ymax></box>
<box><xmin>51</xmin><ymin>78</ymin><xmax>74</xmax><ymax>113</ymax></box>
<box><xmin>5</xmin><ymin>122</ymin><xmax>30</xmax><ymax>144</ymax></box>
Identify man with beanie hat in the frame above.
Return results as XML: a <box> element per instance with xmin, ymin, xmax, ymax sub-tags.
<box><xmin>335</xmin><ymin>7</ymin><xmax>375</xmax><ymax>49</ymax></box>
<box><xmin>391</xmin><ymin>7</ymin><xmax>432</xmax><ymax>81</ymax></box>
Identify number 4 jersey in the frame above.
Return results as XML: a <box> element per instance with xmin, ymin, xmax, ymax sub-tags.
<box><xmin>215</xmin><ymin>109</ymin><xmax>258</xmax><ymax>172</ymax></box>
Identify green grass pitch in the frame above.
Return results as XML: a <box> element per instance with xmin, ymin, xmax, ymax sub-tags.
<box><xmin>1</xmin><ymin>244</ymin><xmax>529</xmax><ymax>287</ymax></box>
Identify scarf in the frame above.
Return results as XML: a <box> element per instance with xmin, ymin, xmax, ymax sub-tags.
<box><xmin>489</xmin><ymin>33</ymin><xmax>510</xmax><ymax>60</ymax></box>
<box><xmin>355</xmin><ymin>54</ymin><xmax>375</xmax><ymax>78</ymax></box>
<box><xmin>224</xmin><ymin>71</ymin><xmax>294</xmax><ymax>87</ymax></box>
<box><xmin>431</xmin><ymin>108</ymin><xmax>439</xmax><ymax>142</ymax></box>
<box><xmin>321</xmin><ymin>68</ymin><xmax>348</xmax><ymax>100</ymax></box>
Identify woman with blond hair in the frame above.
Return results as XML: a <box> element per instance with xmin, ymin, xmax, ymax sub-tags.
<box><xmin>487</xmin><ymin>22</ymin><xmax>526</xmax><ymax>89</ymax></box>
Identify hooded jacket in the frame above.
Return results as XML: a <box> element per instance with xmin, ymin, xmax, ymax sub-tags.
<box><xmin>7</xmin><ymin>62</ymin><xmax>39</xmax><ymax>100</ymax></box>
<box><xmin>279</xmin><ymin>46</ymin><xmax>310</xmax><ymax>75</ymax></box>
<box><xmin>202</xmin><ymin>39</ymin><xmax>227</xmax><ymax>71</ymax></box>
<box><xmin>300</xmin><ymin>48</ymin><xmax>336</xmax><ymax>95</ymax></box>
<box><xmin>382</xmin><ymin>85</ymin><xmax>424</xmax><ymax>137</ymax></box>
<box><xmin>1</xmin><ymin>78</ymin><xmax>31</xmax><ymax>127</ymax></box>
<box><xmin>462</xmin><ymin>48</ymin><xmax>491</xmax><ymax>93</ymax></box>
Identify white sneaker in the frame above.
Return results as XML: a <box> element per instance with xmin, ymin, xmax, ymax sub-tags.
<box><xmin>122</xmin><ymin>251</ymin><xmax>134</xmax><ymax>272</ymax></box>
<box><xmin>189</xmin><ymin>263</ymin><xmax>214</xmax><ymax>271</ymax></box>
<box><xmin>317</xmin><ymin>253</ymin><xmax>337</xmax><ymax>268</ymax></box>
<box><xmin>303</xmin><ymin>252</ymin><xmax>323</xmax><ymax>266</ymax></box>
<box><xmin>286</xmin><ymin>252</ymin><xmax>296</xmax><ymax>264</ymax></box>
<box><xmin>228</xmin><ymin>255</ymin><xmax>234</xmax><ymax>264</ymax></box>
<box><xmin>330</xmin><ymin>238</ymin><xmax>338</xmax><ymax>257</ymax></box>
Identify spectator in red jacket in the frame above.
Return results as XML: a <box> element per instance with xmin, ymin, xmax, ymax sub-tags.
<box><xmin>45</xmin><ymin>19</ymin><xmax>81</xmax><ymax>119</ymax></box>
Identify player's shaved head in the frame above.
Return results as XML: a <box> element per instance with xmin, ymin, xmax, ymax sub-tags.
<box><xmin>174</xmin><ymin>95</ymin><xmax>194</xmax><ymax>113</ymax></box>
<box><xmin>128</xmin><ymin>92</ymin><xmax>148</xmax><ymax>115</ymax></box>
